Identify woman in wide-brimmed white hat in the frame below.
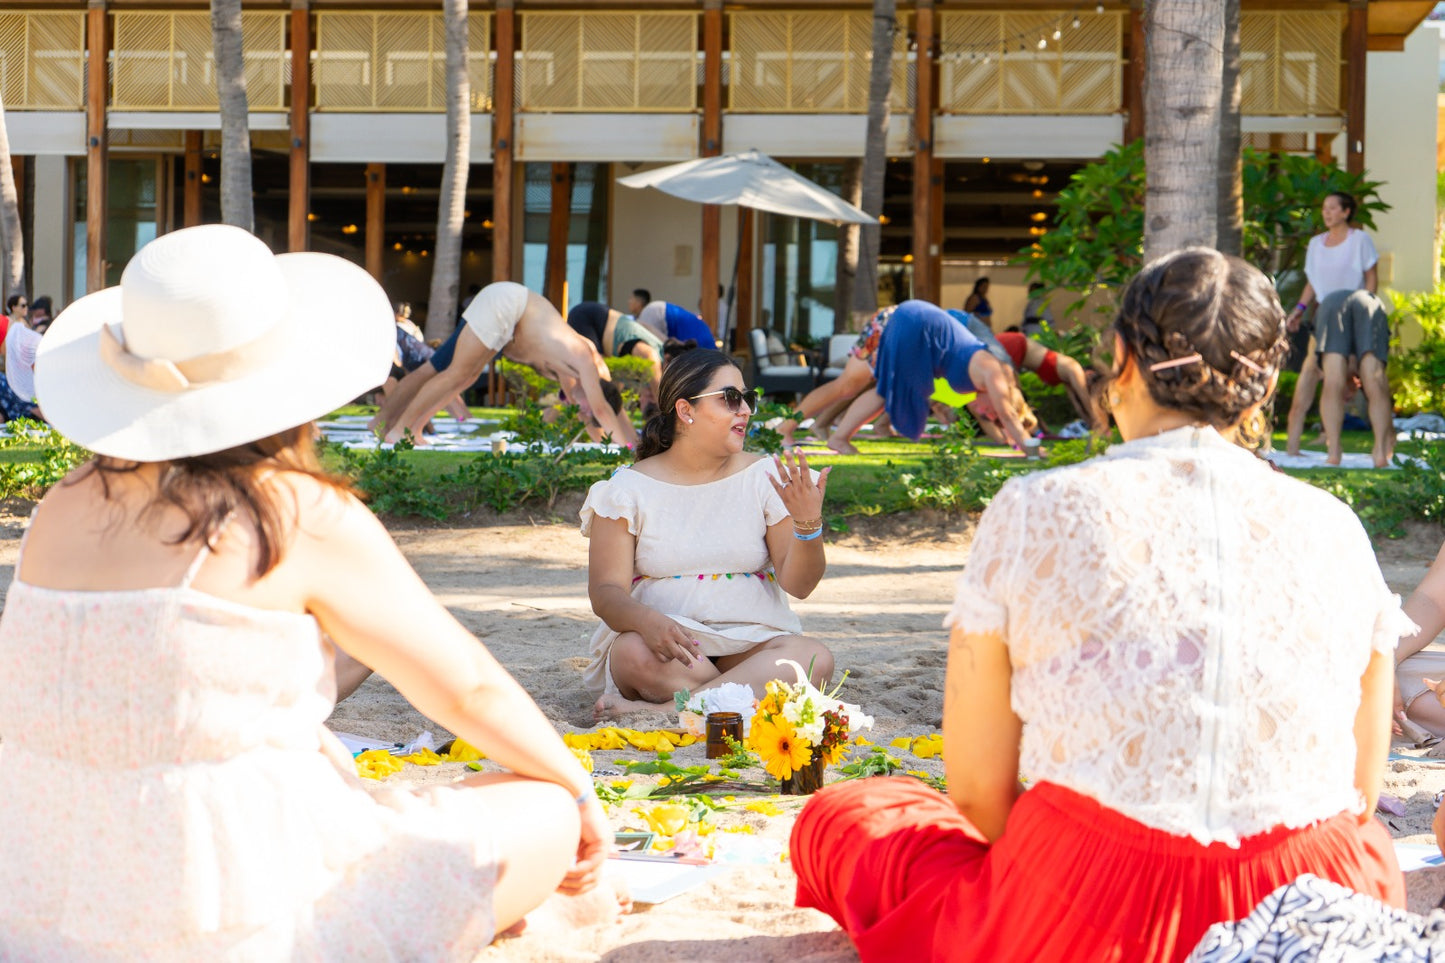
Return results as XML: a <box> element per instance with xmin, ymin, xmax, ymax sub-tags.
<box><xmin>0</xmin><ymin>225</ymin><xmax>621</xmax><ymax>959</ymax></box>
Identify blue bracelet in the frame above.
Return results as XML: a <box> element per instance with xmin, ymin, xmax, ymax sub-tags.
<box><xmin>794</xmin><ymin>528</ymin><xmax>823</xmax><ymax>541</ymax></box>
<box><xmin>574</xmin><ymin>785</ymin><xmax>593</xmax><ymax>806</ymax></box>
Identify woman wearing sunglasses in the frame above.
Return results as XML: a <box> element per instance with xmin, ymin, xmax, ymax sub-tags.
<box><xmin>581</xmin><ymin>349</ymin><xmax>835</xmax><ymax>721</ymax></box>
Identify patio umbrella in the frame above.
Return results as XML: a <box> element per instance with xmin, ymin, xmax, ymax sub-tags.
<box><xmin>618</xmin><ymin>149</ymin><xmax>876</xmax><ymax>342</ymax></box>
<box><xmin>617</xmin><ymin>149</ymin><xmax>875</xmax><ymax>226</ymax></box>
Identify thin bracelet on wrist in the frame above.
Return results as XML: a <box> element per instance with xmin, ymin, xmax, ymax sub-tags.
<box><xmin>574</xmin><ymin>785</ymin><xmax>594</xmax><ymax>806</ymax></box>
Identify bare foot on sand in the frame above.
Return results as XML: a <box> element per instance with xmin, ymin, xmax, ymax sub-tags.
<box><xmin>594</xmin><ymin>693</ymin><xmax>673</xmax><ymax>724</ymax></box>
<box><xmin>499</xmin><ymin>875</ymin><xmax>632</xmax><ymax>940</ymax></box>
<box><xmin>827</xmin><ymin>437</ymin><xmax>859</xmax><ymax>455</ymax></box>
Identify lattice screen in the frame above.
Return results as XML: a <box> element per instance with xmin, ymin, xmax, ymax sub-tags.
<box><xmin>729</xmin><ymin>11</ymin><xmax>908</xmax><ymax>113</ymax></box>
<box><xmin>518</xmin><ymin>12</ymin><xmax>697</xmax><ymax>112</ymax></box>
<box><xmin>0</xmin><ymin>12</ymin><xmax>85</xmax><ymax>110</ymax></box>
<box><xmin>315</xmin><ymin>12</ymin><xmax>491</xmax><ymax>112</ymax></box>
<box><xmin>1240</xmin><ymin>11</ymin><xmax>1341</xmax><ymax>116</ymax></box>
<box><xmin>111</xmin><ymin>12</ymin><xmax>288</xmax><ymax>111</ymax></box>
<box><xmin>937</xmin><ymin>11</ymin><xmax>1122</xmax><ymax>114</ymax></box>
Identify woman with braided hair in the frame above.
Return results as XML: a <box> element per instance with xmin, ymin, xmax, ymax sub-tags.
<box><xmin>789</xmin><ymin>249</ymin><xmax>1407</xmax><ymax>962</ymax></box>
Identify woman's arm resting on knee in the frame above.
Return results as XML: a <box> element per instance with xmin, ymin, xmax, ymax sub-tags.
<box><xmin>943</xmin><ymin>626</ymin><xmax>1022</xmax><ymax>841</ymax></box>
<box><xmin>1354</xmin><ymin>648</ymin><xmax>1393</xmax><ymax>821</ymax></box>
<box><xmin>296</xmin><ymin>489</ymin><xmax>594</xmax><ymax>802</ymax></box>
<box><xmin>588</xmin><ymin>515</ymin><xmax>699</xmax><ymax>666</ymax></box>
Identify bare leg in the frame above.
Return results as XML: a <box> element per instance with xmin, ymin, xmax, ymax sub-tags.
<box><xmin>387</xmin><ymin>328</ymin><xmax>497</xmax><ymax>444</ymax></box>
<box><xmin>371</xmin><ymin>364</ymin><xmax>438</xmax><ymax>435</ymax></box>
<box><xmin>810</xmin><ymin>395</ymin><xmax>855</xmax><ymax>440</ymax></box>
<box><xmin>334</xmin><ymin>650</ymin><xmax>374</xmax><ymax>702</ymax></box>
<box><xmin>1286</xmin><ymin>348</ymin><xmax>1321</xmax><ymax>456</ymax></box>
<box><xmin>446</xmin><ymin>395</ymin><xmax>470</xmax><ymax>424</ymax></box>
<box><xmin>827</xmin><ymin>388</ymin><xmax>885</xmax><ymax>455</ymax></box>
<box><xmin>630</xmin><ymin>342</ymin><xmax>663</xmax><ymax>412</ymax></box>
<box><xmin>1406</xmin><ymin>692</ymin><xmax>1445</xmax><ymax>741</ymax></box>
<box><xmin>1319</xmin><ymin>352</ymin><xmax>1349</xmax><ymax>466</ymax></box>
<box><xmin>596</xmin><ymin>632</ymin><xmax>835</xmax><ymax>721</ymax></box>
<box><xmin>779</xmin><ymin>359</ymin><xmax>874</xmax><ymax>447</ymax></box>
<box><xmin>1359</xmin><ymin>353</ymin><xmax>1395</xmax><ymax>468</ymax></box>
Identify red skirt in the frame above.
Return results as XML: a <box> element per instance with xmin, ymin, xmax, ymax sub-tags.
<box><xmin>790</xmin><ymin>778</ymin><xmax>1404</xmax><ymax>963</ymax></box>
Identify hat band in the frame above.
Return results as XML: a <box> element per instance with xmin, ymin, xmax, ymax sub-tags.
<box><xmin>98</xmin><ymin>322</ymin><xmax>291</xmax><ymax>393</ymax></box>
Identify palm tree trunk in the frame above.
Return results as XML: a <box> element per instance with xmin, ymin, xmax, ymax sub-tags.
<box><xmin>1216</xmin><ymin>0</ymin><xmax>1243</xmax><ymax>256</ymax></box>
<box><xmin>211</xmin><ymin>0</ymin><xmax>254</xmax><ymax>232</ymax></box>
<box><xmin>1143</xmin><ymin>0</ymin><xmax>1223</xmax><ymax>262</ymax></box>
<box><xmin>835</xmin><ymin>158</ymin><xmax>862</xmax><ymax>332</ymax></box>
<box><xmin>427</xmin><ymin>0</ymin><xmax>470</xmax><ymax>341</ymax></box>
<box><xmin>0</xmin><ymin>93</ymin><xmax>25</xmax><ymax>301</ymax></box>
<box><xmin>854</xmin><ymin>0</ymin><xmax>895</xmax><ymax>316</ymax></box>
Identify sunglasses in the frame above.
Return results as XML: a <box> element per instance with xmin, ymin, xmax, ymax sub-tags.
<box><xmin>690</xmin><ymin>385</ymin><xmax>759</xmax><ymax>414</ymax></box>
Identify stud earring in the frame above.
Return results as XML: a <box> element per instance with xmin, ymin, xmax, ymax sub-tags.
<box><xmin>684</xmin><ymin>417</ymin><xmax>693</xmax><ymax>424</ymax></box>
<box><xmin>1107</xmin><ymin>392</ymin><xmax>1120</xmax><ymax>408</ymax></box>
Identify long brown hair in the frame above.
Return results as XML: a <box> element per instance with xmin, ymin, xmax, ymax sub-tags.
<box><xmin>71</xmin><ymin>425</ymin><xmax>354</xmax><ymax>578</ymax></box>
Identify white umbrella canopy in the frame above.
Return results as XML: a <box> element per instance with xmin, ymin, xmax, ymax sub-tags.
<box><xmin>617</xmin><ymin>149</ymin><xmax>876</xmax><ymax>226</ymax></box>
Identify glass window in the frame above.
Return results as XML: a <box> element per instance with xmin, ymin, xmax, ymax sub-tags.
<box><xmin>522</xmin><ymin>161</ymin><xmax>610</xmax><ymax>308</ymax></box>
<box><xmin>73</xmin><ymin>156</ymin><xmax>164</xmax><ymax>298</ymax></box>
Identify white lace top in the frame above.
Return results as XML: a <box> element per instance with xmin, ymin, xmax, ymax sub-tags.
<box><xmin>946</xmin><ymin>426</ymin><xmax>1412</xmax><ymax>846</ymax></box>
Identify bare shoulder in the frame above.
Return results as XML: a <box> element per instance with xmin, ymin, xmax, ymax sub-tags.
<box><xmin>264</xmin><ymin>472</ymin><xmax>387</xmax><ymax>552</ymax></box>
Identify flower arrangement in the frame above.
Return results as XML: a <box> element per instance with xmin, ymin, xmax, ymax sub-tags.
<box><xmin>747</xmin><ymin>660</ymin><xmax>872</xmax><ymax>793</ymax></box>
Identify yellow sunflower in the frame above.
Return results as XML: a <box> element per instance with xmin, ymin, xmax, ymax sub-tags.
<box><xmin>750</xmin><ymin>717</ymin><xmax>813</xmax><ymax>781</ymax></box>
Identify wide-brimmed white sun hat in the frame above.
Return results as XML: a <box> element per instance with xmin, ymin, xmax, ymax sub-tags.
<box><xmin>36</xmin><ymin>224</ymin><xmax>395</xmax><ymax>461</ymax></box>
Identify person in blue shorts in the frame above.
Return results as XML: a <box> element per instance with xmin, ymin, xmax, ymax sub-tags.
<box><xmin>637</xmin><ymin>301</ymin><xmax>716</xmax><ymax>349</ymax></box>
<box><xmin>825</xmin><ymin>300</ymin><xmax>1036</xmax><ymax>455</ymax></box>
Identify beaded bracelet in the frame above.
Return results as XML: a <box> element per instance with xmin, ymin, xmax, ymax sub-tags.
<box><xmin>795</xmin><ymin>527</ymin><xmax>823</xmax><ymax>541</ymax></box>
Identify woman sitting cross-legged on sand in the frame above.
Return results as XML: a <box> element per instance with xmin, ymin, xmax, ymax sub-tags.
<box><xmin>790</xmin><ymin>249</ymin><xmax>1409</xmax><ymax>962</ymax></box>
<box><xmin>0</xmin><ymin>225</ymin><xmax>622</xmax><ymax>960</ymax></box>
<box><xmin>582</xmin><ymin>349</ymin><xmax>835</xmax><ymax>722</ymax></box>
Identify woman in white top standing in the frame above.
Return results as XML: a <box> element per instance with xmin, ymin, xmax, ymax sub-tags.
<box><xmin>1285</xmin><ymin>191</ymin><xmax>1393</xmax><ymax>467</ymax></box>
<box><xmin>789</xmin><ymin>249</ymin><xmax>1407</xmax><ymax>962</ymax></box>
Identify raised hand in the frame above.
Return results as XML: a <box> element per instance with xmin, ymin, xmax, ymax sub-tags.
<box><xmin>769</xmin><ymin>449</ymin><xmax>831</xmax><ymax>524</ymax></box>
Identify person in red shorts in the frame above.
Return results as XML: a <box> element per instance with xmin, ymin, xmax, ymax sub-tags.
<box><xmin>789</xmin><ymin>249</ymin><xmax>1407</xmax><ymax>963</ymax></box>
<box><xmin>969</xmin><ymin>330</ymin><xmax>1103</xmax><ymax>438</ymax></box>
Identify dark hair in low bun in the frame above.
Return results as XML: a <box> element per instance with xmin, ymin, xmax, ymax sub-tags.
<box><xmin>635</xmin><ymin>349</ymin><xmax>742</xmax><ymax>460</ymax></box>
<box><xmin>1327</xmin><ymin>190</ymin><xmax>1357</xmax><ymax>222</ymax></box>
<box><xmin>1095</xmin><ymin>248</ymin><xmax>1287</xmax><ymax>448</ymax></box>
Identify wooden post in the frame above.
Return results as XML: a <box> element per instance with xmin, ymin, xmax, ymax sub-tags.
<box><xmin>365</xmin><ymin>163</ymin><xmax>385</xmax><ymax>282</ymax></box>
<box><xmin>183</xmin><ymin>131</ymin><xmax>203</xmax><ymax>226</ymax></box>
<box><xmin>911</xmin><ymin>0</ymin><xmax>936</xmax><ymax>304</ymax></box>
<box><xmin>10</xmin><ymin>156</ymin><xmax>23</xmax><ymax>228</ymax></box>
<box><xmin>1345</xmin><ymin>0</ymin><xmax>1367</xmax><ymax>176</ymax></box>
<box><xmin>735</xmin><ymin>207</ymin><xmax>754</xmax><ymax>351</ymax></box>
<box><xmin>492</xmin><ymin>0</ymin><xmax>516</xmax><ymax>282</ymax></box>
<box><xmin>288</xmin><ymin>0</ymin><xmax>311</xmax><ymax>252</ymax></box>
<box><xmin>544</xmin><ymin>162</ymin><xmax>573</xmax><ymax>304</ymax></box>
<box><xmin>929</xmin><ymin>155</ymin><xmax>943</xmax><ymax>304</ymax></box>
<box><xmin>85</xmin><ymin>0</ymin><xmax>109</xmax><ymax>293</ymax></box>
<box><xmin>700</xmin><ymin>0</ymin><xmax>723</xmax><ymax>334</ymax></box>
<box><xmin>1126</xmin><ymin>0</ymin><xmax>1146</xmax><ymax>145</ymax></box>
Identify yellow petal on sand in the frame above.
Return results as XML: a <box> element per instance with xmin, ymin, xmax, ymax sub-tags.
<box><xmin>854</xmin><ymin>736</ymin><xmax>875</xmax><ymax>746</ymax></box>
<box><xmin>570</xmin><ymin>747</ymin><xmax>594</xmax><ymax>772</ymax></box>
<box><xmin>399</xmin><ymin>747</ymin><xmax>444</xmax><ymax>766</ymax></box>
<box><xmin>722</xmin><ymin>824</ymin><xmax>757</xmax><ymax>834</ymax></box>
<box><xmin>354</xmin><ymin>749</ymin><xmax>406</xmax><ymax>780</ymax></box>
<box><xmin>889</xmin><ymin>737</ymin><xmax>912</xmax><ymax>749</ymax></box>
<box><xmin>444</xmin><ymin>738</ymin><xmax>485</xmax><ymax>762</ymax></box>
<box><xmin>744</xmin><ymin>800</ymin><xmax>784</xmax><ymax>817</ymax></box>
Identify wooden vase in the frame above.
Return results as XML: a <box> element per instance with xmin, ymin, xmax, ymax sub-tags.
<box><xmin>780</xmin><ymin>756</ymin><xmax>826</xmax><ymax>795</ymax></box>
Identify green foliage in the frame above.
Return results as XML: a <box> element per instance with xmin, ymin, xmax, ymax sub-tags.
<box><xmin>835</xmin><ymin>747</ymin><xmax>904</xmax><ymax>780</ymax></box>
<box><xmin>1391</xmin><ymin>284</ymin><xmax>1445</xmax><ymax>416</ymax></box>
<box><xmin>899</xmin><ymin>418</ymin><xmax>1015</xmax><ymax>511</ymax></box>
<box><xmin>1023</xmin><ymin>141</ymin><xmax>1390</xmax><ymax>315</ymax></box>
<box><xmin>605</xmin><ymin>355</ymin><xmax>659</xmax><ymax>401</ymax></box>
<box><xmin>1271</xmin><ymin>371</ymin><xmax>1299</xmax><ymax>427</ymax></box>
<box><xmin>495</xmin><ymin>356</ymin><xmax>653</xmax><ymax>414</ymax></box>
<box><xmin>0</xmin><ymin>420</ymin><xmax>90</xmax><ymax>497</ymax></box>
<box><xmin>330</xmin><ymin>435</ymin><xmax>451</xmax><ymax>520</ymax></box>
<box><xmin>748</xmin><ymin>398</ymin><xmax>802</xmax><ymax>455</ymax></box>
<box><xmin>494</xmin><ymin>357</ymin><xmax>557</xmax><ymax>401</ymax></box>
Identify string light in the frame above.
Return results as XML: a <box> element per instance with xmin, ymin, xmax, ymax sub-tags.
<box><xmin>1052</xmin><ymin>28</ymin><xmax>1062</xmax><ymax>40</ymax></box>
<box><xmin>931</xmin><ymin>5</ymin><xmax>1106</xmax><ymax>66</ymax></box>
<box><xmin>1037</xmin><ymin>36</ymin><xmax>1048</xmax><ymax>49</ymax></box>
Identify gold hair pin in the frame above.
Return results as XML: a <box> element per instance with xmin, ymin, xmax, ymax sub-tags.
<box><xmin>1148</xmin><ymin>353</ymin><xmax>1202</xmax><ymax>372</ymax></box>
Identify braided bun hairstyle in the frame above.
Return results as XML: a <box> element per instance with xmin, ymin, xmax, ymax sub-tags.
<box><xmin>635</xmin><ymin>349</ymin><xmax>742</xmax><ymax>460</ymax></box>
<box><xmin>1098</xmin><ymin>248</ymin><xmax>1287</xmax><ymax>447</ymax></box>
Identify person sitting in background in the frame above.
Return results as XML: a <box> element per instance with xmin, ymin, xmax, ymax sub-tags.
<box><xmin>790</xmin><ymin>248</ymin><xmax>1407</xmax><ymax>961</ymax></box>
<box><xmin>582</xmin><ymin>350</ymin><xmax>834</xmax><ymax>722</ymax></box>
<box><xmin>27</xmin><ymin>296</ymin><xmax>53</xmax><ymax>329</ymax></box>
<box><xmin>372</xmin><ymin>283</ymin><xmax>636</xmax><ymax>449</ymax></box>
<box><xmin>4</xmin><ymin>312</ymin><xmax>44</xmax><ymax>422</ymax></box>
<box><xmin>963</xmin><ymin>277</ymin><xmax>993</xmax><ymax>326</ymax></box>
<box><xmin>627</xmin><ymin>288</ymin><xmax>652</xmax><ymax>318</ymax></box>
<box><xmin>2</xmin><ymin>293</ymin><xmax>22</xmax><ymax>341</ymax></box>
<box><xmin>0</xmin><ymin>224</ymin><xmax>622</xmax><ymax>959</ymax></box>
<box><xmin>1021</xmin><ymin>282</ymin><xmax>1055</xmax><ymax>337</ymax></box>
<box><xmin>637</xmin><ymin>300</ymin><xmax>716</xmax><ymax>349</ymax></box>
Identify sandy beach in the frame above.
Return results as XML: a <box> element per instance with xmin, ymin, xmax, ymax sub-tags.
<box><xmin>5</xmin><ymin>498</ymin><xmax>1443</xmax><ymax>959</ymax></box>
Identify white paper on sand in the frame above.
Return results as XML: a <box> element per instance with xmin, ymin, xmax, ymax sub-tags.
<box><xmin>332</xmin><ymin>730</ymin><xmax>438</xmax><ymax>757</ymax></box>
<box><xmin>609</xmin><ymin>859</ymin><xmax>730</xmax><ymax>904</ymax></box>
<box><xmin>1394</xmin><ymin>842</ymin><xmax>1445</xmax><ymax>873</ymax></box>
